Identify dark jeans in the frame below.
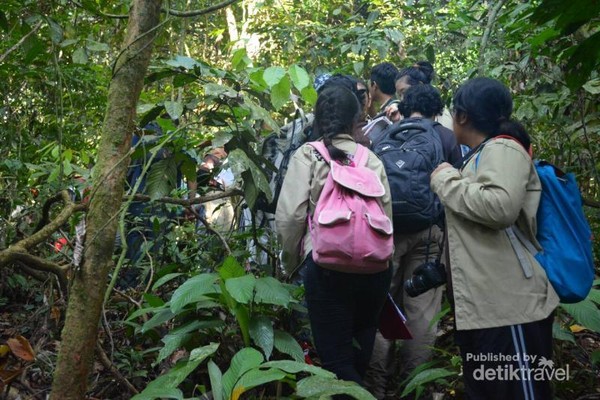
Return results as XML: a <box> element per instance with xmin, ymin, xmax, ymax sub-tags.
<box><xmin>455</xmin><ymin>314</ymin><xmax>554</xmax><ymax>400</ymax></box>
<box><xmin>303</xmin><ymin>254</ymin><xmax>392</xmax><ymax>386</ymax></box>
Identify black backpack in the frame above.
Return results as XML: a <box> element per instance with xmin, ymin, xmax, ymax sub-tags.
<box><xmin>255</xmin><ymin>110</ymin><xmax>314</xmax><ymax>213</ymax></box>
<box><xmin>373</xmin><ymin>118</ymin><xmax>444</xmax><ymax>233</ymax></box>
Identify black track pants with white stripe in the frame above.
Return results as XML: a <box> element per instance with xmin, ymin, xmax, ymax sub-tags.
<box><xmin>455</xmin><ymin>314</ymin><xmax>554</xmax><ymax>400</ymax></box>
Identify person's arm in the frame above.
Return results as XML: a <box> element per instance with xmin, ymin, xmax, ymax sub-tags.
<box><xmin>431</xmin><ymin>141</ymin><xmax>531</xmax><ymax>230</ymax></box>
<box><xmin>275</xmin><ymin>147</ymin><xmax>312</xmax><ymax>276</ymax></box>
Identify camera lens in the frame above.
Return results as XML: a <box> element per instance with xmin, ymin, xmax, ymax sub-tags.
<box><xmin>404</xmin><ymin>261</ymin><xmax>447</xmax><ymax>297</ymax></box>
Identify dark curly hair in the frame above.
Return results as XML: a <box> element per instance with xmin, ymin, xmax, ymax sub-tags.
<box><xmin>453</xmin><ymin>77</ymin><xmax>531</xmax><ymax>151</ymax></box>
<box><xmin>312</xmin><ymin>85</ymin><xmax>360</xmax><ymax>162</ymax></box>
<box><xmin>398</xmin><ymin>84</ymin><xmax>443</xmax><ymax>119</ymax></box>
<box><xmin>396</xmin><ymin>61</ymin><xmax>434</xmax><ymax>86</ymax></box>
<box><xmin>370</xmin><ymin>62</ymin><xmax>399</xmax><ymax>95</ymax></box>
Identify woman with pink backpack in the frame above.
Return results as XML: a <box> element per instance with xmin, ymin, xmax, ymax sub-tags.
<box><xmin>276</xmin><ymin>84</ymin><xmax>394</xmax><ymax>391</ymax></box>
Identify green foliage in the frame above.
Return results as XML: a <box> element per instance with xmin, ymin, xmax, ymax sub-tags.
<box><xmin>2</xmin><ymin>0</ymin><xmax>599</xmax><ymax>398</ymax></box>
<box><xmin>131</xmin><ymin>343</ymin><xmax>219</xmax><ymax>400</ymax></box>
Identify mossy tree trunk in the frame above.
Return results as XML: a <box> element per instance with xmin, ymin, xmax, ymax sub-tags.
<box><xmin>49</xmin><ymin>0</ymin><xmax>162</xmax><ymax>398</ymax></box>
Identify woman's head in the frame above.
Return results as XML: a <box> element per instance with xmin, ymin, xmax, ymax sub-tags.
<box><xmin>452</xmin><ymin>77</ymin><xmax>530</xmax><ymax>150</ymax></box>
<box><xmin>313</xmin><ymin>85</ymin><xmax>360</xmax><ymax>161</ymax></box>
<box><xmin>395</xmin><ymin>61</ymin><xmax>434</xmax><ymax>98</ymax></box>
<box><xmin>319</xmin><ymin>74</ymin><xmax>367</xmax><ymax>117</ymax></box>
<box><xmin>398</xmin><ymin>84</ymin><xmax>443</xmax><ymax>119</ymax></box>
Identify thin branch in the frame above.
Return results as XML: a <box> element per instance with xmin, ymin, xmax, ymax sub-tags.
<box><xmin>71</xmin><ymin>0</ymin><xmax>241</xmax><ymax>19</ymax></box>
<box><xmin>0</xmin><ymin>191</ymin><xmax>86</xmax><ymax>267</ymax></box>
<box><xmin>0</xmin><ymin>21</ymin><xmax>43</xmax><ymax>64</ymax></box>
<box><xmin>477</xmin><ymin>0</ymin><xmax>507</xmax><ymax>75</ymax></box>
<box><xmin>96</xmin><ymin>343</ymin><xmax>139</xmax><ymax>395</ymax></box>
<box><xmin>12</xmin><ymin>191</ymin><xmax>87</xmax><ymax>251</ymax></box>
<box><xmin>188</xmin><ymin>206</ymin><xmax>232</xmax><ymax>256</ymax></box>
<box><xmin>9</xmin><ymin>252</ymin><xmax>69</xmax><ymax>294</ymax></box>
<box><xmin>583</xmin><ymin>197</ymin><xmax>600</xmax><ymax>209</ymax></box>
<box><xmin>130</xmin><ymin>187</ymin><xmax>243</xmax><ymax>206</ymax></box>
<box><xmin>165</xmin><ymin>0</ymin><xmax>242</xmax><ymax>17</ymax></box>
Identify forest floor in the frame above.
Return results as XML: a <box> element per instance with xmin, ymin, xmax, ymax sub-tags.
<box><xmin>1</xmin><ymin>274</ymin><xmax>600</xmax><ymax>399</ymax></box>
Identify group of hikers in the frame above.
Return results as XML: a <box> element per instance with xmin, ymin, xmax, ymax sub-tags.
<box><xmin>273</xmin><ymin>62</ymin><xmax>560</xmax><ymax>400</ymax></box>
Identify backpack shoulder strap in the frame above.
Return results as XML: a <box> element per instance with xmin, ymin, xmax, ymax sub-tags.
<box><xmin>353</xmin><ymin>144</ymin><xmax>369</xmax><ymax>167</ymax></box>
<box><xmin>307</xmin><ymin>141</ymin><xmax>331</xmax><ymax>163</ymax></box>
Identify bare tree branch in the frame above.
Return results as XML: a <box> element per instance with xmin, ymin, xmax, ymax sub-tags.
<box><xmin>165</xmin><ymin>0</ymin><xmax>241</xmax><ymax>17</ymax></box>
<box><xmin>583</xmin><ymin>197</ymin><xmax>600</xmax><ymax>209</ymax></box>
<box><xmin>0</xmin><ymin>21</ymin><xmax>43</xmax><ymax>64</ymax></box>
<box><xmin>10</xmin><ymin>252</ymin><xmax>69</xmax><ymax>295</ymax></box>
<box><xmin>187</xmin><ymin>206</ymin><xmax>232</xmax><ymax>256</ymax></box>
<box><xmin>478</xmin><ymin>0</ymin><xmax>507</xmax><ymax>75</ymax></box>
<box><xmin>11</xmin><ymin>191</ymin><xmax>87</xmax><ymax>252</ymax></box>
<box><xmin>129</xmin><ymin>186</ymin><xmax>243</xmax><ymax>206</ymax></box>
<box><xmin>96</xmin><ymin>343</ymin><xmax>139</xmax><ymax>395</ymax></box>
<box><xmin>71</xmin><ymin>0</ymin><xmax>241</xmax><ymax>19</ymax></box>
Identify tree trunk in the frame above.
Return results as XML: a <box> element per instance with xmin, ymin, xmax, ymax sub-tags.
<box><xmin>49</xmin><ymin>1</ymin><xmax>162</xmax><ymax>398</ymax></box>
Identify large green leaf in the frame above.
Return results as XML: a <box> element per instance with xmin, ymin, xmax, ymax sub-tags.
<box><xmin>152</xmin><ymin>273</ymin><xmax>184</xmax><ymax>291</ymax></box>
<box><xmin>301</xmin><ymin>86</ymin><xmax>317</xmax><ymax>107</ymax></box>
<box><xmin>225</xmin><ymin>274</ymin><xmax>256</xmax><ymax>304</ymax></box>
<box><xmin>401</xmin><ymin>368</ymin><xmax>458</xmax><ymax>397</ymax></box>
<box><xmin>249</xmin><ymin>316</ymin><xmax>274</xmax><ymax>360</ymax></box>
<box><xmin>254</xmin><ymin>277</ymin><xmax>291</xmax><ymax>307</ymax></box>
<box><xmin>552</xmin><ymin>322</ymin><xmax>575</xmax><ymax>343</ymax></box>
<box><xmin>207</xmin><ymin>360</ymin><xmax>223</xmax><ymax>400</ymax></box>
<box><xmin>126</xmin><ymin>306</ymin><xmax>164</xmax><ymax>322</ymax></box>
<box><xmin>155</xmin><ymin>333</ymin><xmax>193</xmax><ymax>365</ymax></box>
<box><xmin>263</xmin><ymin>66</ymin><xmax>286</xmax><ymax>87</ymax></box>
<box><xmin>156</xmin><ymin>320</ymin><xmax>224</xmax><ymax>365</ymax></box>
<box><xmin>203</xmin><ymin>82</ymin><xmax>238</xmax><ymax>98</ymax></box>
<box><xmin>288</xmin><ymin>65</ymin><xmax>310</xmax><ymax>91</ymax></box>
<box><xmin>146</xmin><ymin>158</ymin><xmax>178</xmax><ymax>201</ymax></box>
<box><xmin>227</xmin><ymin>149</ymin><xmax>272</xmax><ymax>203</ymax></box>
<box><xmin>218</xmin><ymin>256</ymin><xmax>245</xmax><ymax>280</ymax></box>
<box><xmin>222</xmin><ymin>348</ymin><xmax>264</xmax><ymax>399</ymax></box>
<box><xmin>232</xmin><ymin>368</ymin><xmax>287</xmax><ymax>399</ymax></box>
<box><xmin>243</xmin><ymin>97</ymin><xmax>279</xmax><ymax>131</ymax></box>
<box><xmin>296</xmin><ymin>376</ymin><xmax>376</xmax><ymax>399</ymax></box>
<box><xmin>170</xmin><ymin>273</ymin><xmax>219</xmax><ymax>314</ymax></box>
<box><xmin>273</xmin><ymin>330</ymin><xmax>303</xmax><ymax>362</ymax></box>
<box><xmin>560</xmin><ymin>300</ymin><xmax>600</xmax><ymax>333</ymax></box>
<box><xmin>165</xmin><ymin>55</ymin><xmax>201</xmax><ymax>70</ymax></box>
<box><xmin>270</xmin><ymin>75</ymin><xmax>291</xmax><ymax>111</ymax></box>
<box><xmin>262</xmin><ymin>360</ymin><xmax>335</xmax><ymax>378</ymax></box>
<box><xmin>132</xmin><ymin>343</ymin><xmax>219</xmax><ymax>400</ymax></box>
<box><xmin>164</xmin><ymin>101</ymin><xmax>184</xmax><ymax>120</ymax></box>
<box><xmin>141</xmin><ymin>309</ymin><xmax>175</xmax><ymax>333</ymax></box>
<box><xmin>587</xmin><ymin>288</ymin><xmax>600</xmax><ymax>306</ymax></box>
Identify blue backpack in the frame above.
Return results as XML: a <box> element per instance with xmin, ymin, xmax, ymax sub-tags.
<box><xmin>531</xmin><ymin>161</ymin><xmax>595</xmax><ymax>303</ymax></box>
<box><xmin>476</xmin><ymin>141</ymin><xmax>595</xmax><ymax>303</ymax></box>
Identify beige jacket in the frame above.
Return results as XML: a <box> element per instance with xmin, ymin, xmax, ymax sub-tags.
<box><xmin>275</xmin><ymin>135</ymin><xmax>392</xmax><ymax>277</ymax></box>
<box><xmin>431</xmin><ymin>138</ymin><xmax>559</xmax><ymax>330</ymax></box>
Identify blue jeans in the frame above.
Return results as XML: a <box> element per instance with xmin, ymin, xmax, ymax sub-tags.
<box><xmin>303</xmin><ymin>254</ymin><xmax>392</xmax><ymax>386</ymax></box>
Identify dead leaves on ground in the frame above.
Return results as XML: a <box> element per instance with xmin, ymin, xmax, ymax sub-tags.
<box><xmin>0</xmin><ymin>336</ymin><xmax>35</xmax><ymax>389</ymax></box>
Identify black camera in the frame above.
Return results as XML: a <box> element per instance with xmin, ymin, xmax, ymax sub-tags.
<box><xmin>404</xmin><ymin>260</ymin><xmax>447</xmax><ymax>297</ymax></box>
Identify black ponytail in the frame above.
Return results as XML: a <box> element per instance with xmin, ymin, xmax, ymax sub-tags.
<box><xmin>312</xmin><ymin>85</ymin><xmax>360</xmax><ymax>162</ymax></box>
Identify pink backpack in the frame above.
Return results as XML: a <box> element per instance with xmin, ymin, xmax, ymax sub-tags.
<box><xmin>307</xmin><ymin>141</ymin><xmax>393</xmax><ymax>273</ymax></box>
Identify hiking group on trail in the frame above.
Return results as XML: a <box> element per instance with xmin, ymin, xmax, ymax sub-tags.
<box><xmin>116</xmin><ymin>60</ymin><xmax>595</xmax><ymax>399</ymax></box>
<box><xmin>273</xmin><ymin>63</ymin><xmax>595</xmax><ymax>400</ymax></box>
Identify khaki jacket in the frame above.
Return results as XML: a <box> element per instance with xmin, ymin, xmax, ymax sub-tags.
<box><xmin>275</xmin><ymin>135</ymin><xmax>392</xmax><ymax>277</ymax></box>
<box><xmin>431</xmin><ymin>138</ymin><xmax>559</xmax><ymax>330</ymax></box>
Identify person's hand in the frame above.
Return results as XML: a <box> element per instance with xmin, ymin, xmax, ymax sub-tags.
<box><xmin>431</xmin><ymin>162</ymin><xmax>453</xmax><ymax>178</ymax></box>
<box><xmin>385</xmin><ymin>103</ymin><xmax>401</xmax><ymax>122</ymax></box>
